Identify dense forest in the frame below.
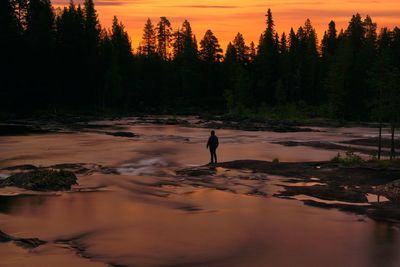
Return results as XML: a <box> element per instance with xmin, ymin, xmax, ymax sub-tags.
<box><xmin>1</xmin><ymin>0</ymin><xmax>400</xmax><ymax>122</ymax></box>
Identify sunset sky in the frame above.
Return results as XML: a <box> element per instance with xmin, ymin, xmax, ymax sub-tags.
<box><xmin>53</xmin><ymin>0</ymin><xmax>400</xmax><ymax>50</ymax></box>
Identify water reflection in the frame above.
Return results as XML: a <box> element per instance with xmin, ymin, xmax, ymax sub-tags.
<box><xmin>0</xmin><ymin>195</ymin><xmax>51</xmax><ymax>214</ymax></box>
<box><xmin>369</xmin><ymin>223</ymin><xmax>400</xmax><ymax>266</ymax></box>
<box><xmin>0</xmin><ymin>121</ymin><xmax>399</xmax><ymax>266</ymax></box>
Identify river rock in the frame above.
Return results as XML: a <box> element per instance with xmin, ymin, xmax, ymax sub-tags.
<box><xmin>0</xmin><ymin>230</ymin><xmax>12</xmax><ymax>242</ymax></box>
<box><xmin>0</xmin><ymin>169</ymin><xmax>77</xmax><ymax>191</ymax></box>
<box><xmin>375</xmin><ymin>180</ymin><xmax>400</xmax><ymax>203</ymax></box>
<box><xmin>0</xmin><ymin>230</ymin><xmax>46</xmax><ymax>249</ymax></box>
<box><xmin>2</xmin><ymin>164</ymin><xmax>37</xmax><ymax>171</ymax></box>
<box><xmin>106</xmin><ymin>131</ymin><xmax>138</xmax><ymax>138</ymax></box>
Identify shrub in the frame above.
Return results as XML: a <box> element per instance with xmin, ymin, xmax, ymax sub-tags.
<box><xmin>272</xmin><ymin>158</ymin><xmax>280</xmax><ymax>164</ymax></box>
<box><xmin>331</xmin><ymin>149</ymin><xmax>364</xmax><ymax>166</ymax></box>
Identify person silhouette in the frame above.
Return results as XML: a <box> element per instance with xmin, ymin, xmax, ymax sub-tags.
<box><xmin>206</xmin><ymin>130</ymin><xmax>219</xmax><ymax>164</ymax></box>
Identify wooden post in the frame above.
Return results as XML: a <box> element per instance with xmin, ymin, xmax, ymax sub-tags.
<box><xmin>390</xmin><ymin>123</ymin><xmax>395</xmax><ymax>160</ymax></box>
<box><xmin>378</xmin><ymin>123</ymin><xmax>382</xmax><ymax>160</ymax></box>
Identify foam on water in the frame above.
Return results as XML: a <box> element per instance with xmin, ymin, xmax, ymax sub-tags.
<box><xmin>117</xmin><ymin>157</ymin><xmax>173</xmax><ymax>176</ymax></box>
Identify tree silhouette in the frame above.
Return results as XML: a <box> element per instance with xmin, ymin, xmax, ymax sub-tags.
<box><xmin>0</xmin><ymin>0</ymin><xmax>23</xmax><ymax>112</ymax></box>
<box><xmin>140</xmin><ymin>18</ymin><xmax>156</xmax><ymax>57</ymax></box>
<box><xmin>156</xmin><ymin>16</ymin><xmax>172</xmax><ymax>60</ymax></box>
<box><xmin>322</xmin><ymin>21</ymin><xmax>338</xmax><ymax>57</ymax></box>
<box><xmin>233</xmin><ymin>32</ymin><xmax>249</xmax><ymax>64</ymax></box>
<box><xmin>255</xmin><ymin>9</ymin><xmax>280</xmax><ymax>104</ymax></box>
<box><xmin>2</xmin><ymin>0</ymin><xmax>399</xmax><ymax>139</ymax></box>
<box><xmin>199</xmin><ymin>29</ymin><xmax>222</xmax><ymax>62</ymax></box>
<box><xmin>180</xmin><ymin>20</ymin><xmax>197</xmax><ymax>59</ymax></box>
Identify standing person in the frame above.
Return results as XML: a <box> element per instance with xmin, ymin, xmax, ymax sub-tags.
<box><xmin>206</xmin><ymin>130</ymin><xmax>219</xmax><ymax>164</ymax></box>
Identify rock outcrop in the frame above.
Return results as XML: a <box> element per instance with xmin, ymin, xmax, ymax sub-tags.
<box><xmin>0</xmin><ymin>169</ymin><xmax>77</xmax><ymax>191</ymax></box>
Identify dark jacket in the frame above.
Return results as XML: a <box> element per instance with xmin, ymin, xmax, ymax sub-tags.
<box><xmin>207</xmin><ymin>135</ymin><xmax>219</xmax><ymax>149</ymax></box>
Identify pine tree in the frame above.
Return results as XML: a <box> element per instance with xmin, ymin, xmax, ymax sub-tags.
<box><xmin>258</xmin><ymin>9</ymin><xmax>277</xmax><ymax>57</ymax></box>
<box><xmin>83</xmin><ymin>0</ymin><xmax>100</xmax><ymax>47</ymax></box>
<box><xmin>140</xmin><ymin>18</ymin><xmax>156</xmax><ymax>56</ymax></box>
<box><xmin>346</xmin><ymin>13</ymin><xmax>365</xmax><ymax>49</ymax></box>
<box><xmin>25</xmin><ymin>0</ymin><xmax>56</xmax><ymax>109</ymax></box>
<box><xmin>99</xmin><ymin>28</ymin><xmax>121</xmax><ymax>110</ymax></box>
<box><xmin>0</xmin><ymin>0</ymin><xmax>21</xmax><ymax>39</ymax></box>
<box><xmin>255</xmin><ymin>8</ymin><xmax>280</xmax><ymax>104</ymax></box>
<box><xmin>112</xmin><ymin>16</ymin><xmax>132</xmax><ymax>57</ymax></box>
<box><xmin>233</xmin><ymin>32</ymin><xmax>248</xmax><ymax>64</ymax></box>
<box><xmin>322</xmin><ymin>21</ymin><xmax>337</xmax><ymax>57</ymax></box>
<box><xmin>249</xmin><ymin>41</ymin><xmax>256</xmax><ymax>61</ymax></box>
<box><xmin>181</xmin><ymin>19</ymin><xmax>197</xmax><ymax>59</ymax></box>
<box><xmin>81</xmin><ymin>0</ymin><xmax>101</xmax><ymax>108</ymax></box>
<box><xmin>55</xmin><ymin>1</ymin><xmax>86</xmax><ymax>109</ymax></box>
<box><xmin>26</xmin><ymin>0</ymin><xmax>55</xmax><ymax>48</ymax></box>
<box><xmin>199</xmin><ymin>29</ymin><xmax>222</xmax><ymax>62</ymax></box>
<box><xmin>172</xmin><ymin>27</ymin><xmax>183</xmax><ymax>59</ymax></box>
<box><xmin>224</xmin><ymin>42</ymin><xmax>236</xmax><ymax>63</ymax></box>
<box><xmin>280</xmin><ymin>32</ymin><xmax>287</xmax><ymax>54</ymax></box>
<box><xmin>392</xmin><ymin>27</ymin><xmax>400</xmax><ymax>68</ymax></box>
<box><xmin>156</xmin><ymin>16</ymin><xmax>172</xmax><ymax>60</ymax></box>
<box><xmin>0</xmin><ymin>0</ymin><xmax>23</xmax><ymax>112</ymax></box>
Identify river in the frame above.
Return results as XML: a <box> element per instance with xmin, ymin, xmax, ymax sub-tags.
<box><xmin>0</xmin><ymin>118</ymin><xmax>399</xmax><ymax>267</ymax></box>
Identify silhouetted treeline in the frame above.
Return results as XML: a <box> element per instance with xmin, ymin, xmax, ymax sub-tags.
<box><xmin>1</xmin><ymin>0</ymin><xmax>400</xmax><ymax>122</ymax></box>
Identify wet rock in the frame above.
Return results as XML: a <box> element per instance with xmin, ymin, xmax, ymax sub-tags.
<box><xmin>375</xmin><ymin>180</ymin><xmax>400</xmax><ymax>203</ymax></box>
<box><xmin>2</xmin><ymin>164</ymin><xmax>37</xmax><ymax>171</ymax></box>
<box><xmin>218</xmin><ymin>160</ymin><xmax>400</xmax><ymax>224</ymax></box>
<box><xmin>342</xmin><ymin>137</ymin><xmax>400</xmax><ymax>149</ymax></box>
<box><xmin>302</xmin><ymin>200</ymin><xmax>368</xmax><ymax>214</ymax></box>
<box><xmin>0</xmin><ymin>124</ymin><xmax>49</xmax><ymax>136</ymax></box>
<box><xmin>0</xmin><ymin>230</ymin><xmax>12</xmax><ymax>242</ymax></box>
<box><xmin>50</xmin><ymin>163</ymin><xmax>90</xmax><ymax>174</ymax></box>
<box><xmin>14</xmin><ymin>238</ymin><xmax>47</xmax><ymax>249</ymax></box>
<box><xmin>106</xmin><ymin>131</ymin><xmax>138</xmax><ymax>138</ymax></box>
<box><xmin>201</xmin><ymin>120</ymin><xmax>316</xmax><ymax>133</ymax></box>
<box><xmin>0</xmin><ymin>169</ymin><xmax>77</xmax><ymax>191</ymax></box>
<box><xmin>218</xmin><ymin>160</ymin><xmax>400</xmax><ymax>186</ymax></box>
<box><xmin>136</xmin><ymin>117</ymin><xmax>190</xmax><ymax>126</ymax></box>
<box><xmin>178</xmin><ymin>205</ymin><xmax>203</xmax><ymax>212</ymax></box>
<box><xmin>367</xmin><ymin>203</ymin><xmax>400</xmax><ymax>223</ymax></box>
<box><xmin>274</xmin><ymin>140</ymin><xmax>391</xmax><ymax>156</ymax></box>
<box><xmin>176</xmin><ymin>167</ymin><xmax>216</xmax><ymax>177</ymax></box>
<box><xmin>275</xmin><ymin>141</ymin><xmax>344</xmax><ymax>149</ymax></box>
<box><xmin>275</xmin><ymin>185</ymin><xmax>368</xmax><ymax>203</ymax></box>
<box><xmin>247</xmin><ymin>188</ymin><xmax>267</xmax><ymax>197</ymax></box>
<box><xmin>0</xmin><ymin>230</ymin><xmax>46</xmax><ymax>249</ymax></box>
<box><xmin>50</xmin><ymin>163</ymin><xmax>83</xmax><ymax>169</ymax></box>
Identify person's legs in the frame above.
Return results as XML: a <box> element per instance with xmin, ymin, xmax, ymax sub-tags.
<box><xmin>210</xmin><ymin>148</ymin><xmax>217</xmax><ymax>163</ymax></box>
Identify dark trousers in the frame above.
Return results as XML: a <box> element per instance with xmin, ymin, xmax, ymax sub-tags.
<box><xmin>209</xmin><ymin>147</ymin><xmax>217</xmax><ymax>163</ymax></box>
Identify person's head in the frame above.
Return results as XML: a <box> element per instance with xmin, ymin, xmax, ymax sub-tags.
<box><xmin>211</xmin><ymin>130</ymin><xmax>215</xmax><ymax>136</ymax></box>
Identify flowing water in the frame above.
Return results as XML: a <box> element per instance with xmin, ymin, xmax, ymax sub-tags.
<box><xmin>0</xmin><ymin>118</ymin><xmax>399</xmax><ymax>267</ymax></box>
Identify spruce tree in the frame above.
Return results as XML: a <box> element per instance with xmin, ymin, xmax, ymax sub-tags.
<box><xmin>156</xmin><ymin>16</ymin><xmax>172</xmax><ymax>60</ymax></box>
<box><xmin>233</xmin><ymin>32</ymin><xmax>248</xmax><ymax>64</ymax></box>
<box><xmin>140</xmin><ymin>18</ymin><xmax>156</xmax><ymax>56</ymax></box>
<box><xmin>199</xmin><ymin>29</ymin><xmax>222</xmax><ymax>62</ymax></box>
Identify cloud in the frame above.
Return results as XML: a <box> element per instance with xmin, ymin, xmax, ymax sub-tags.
<box><xmin>53</xmin><ymin>0</ymin><xmax>150</xmax><ymax>6</ymax></box>
<box><xmin>272</xmin><ymin>8</ymin><xmax>400</xmax><ymax>19</ymax></box>
<box><xmin>171</xmin><ymin>5</ymin><xmax>239</xmax><ymax>9</ymax></box>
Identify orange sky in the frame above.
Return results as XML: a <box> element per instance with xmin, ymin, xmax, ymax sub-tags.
<box><xmin>54</xmin><ymin>0</ymin><xmax>400</xmax><ymax>51</ymax></box>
